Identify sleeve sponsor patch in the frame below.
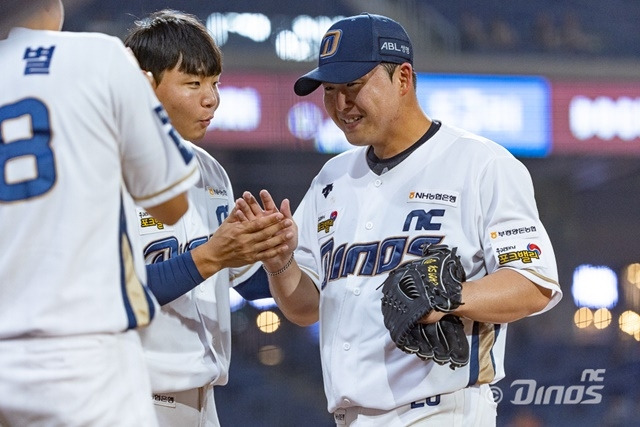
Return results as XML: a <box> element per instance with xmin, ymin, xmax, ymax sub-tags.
<box><xmin>496</xmin><ymin>243</ymin><xmax>542</xmax><ymax>266</ymax></box>
<box><xmin>489</xmin><ymin>221</ymin><xmax>539</xmax><ymax>241</ymax></box>
<box><xmin>136</xmin><ymin>207</ymin><xmax>175</xmax><ymax>235</ymax></box>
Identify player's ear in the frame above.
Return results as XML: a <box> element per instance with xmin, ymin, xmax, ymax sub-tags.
<box><xmin>397</xmin><ymin>63</ymin><xmax>413</xmax><ymax>94</ymax></box>
<box><xmin>140</xmin><ymin>71</ymin><xmax>156</xmax><ymax>89</ymax></box>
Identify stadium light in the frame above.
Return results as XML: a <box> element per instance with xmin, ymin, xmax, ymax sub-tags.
<box><xmin>571</xmin><ymin>264</ymin><xmax>618</xmax><ymax>309</ymax></box>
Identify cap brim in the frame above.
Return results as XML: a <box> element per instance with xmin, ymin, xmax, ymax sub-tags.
<box><xmin>294</xmin><ymin>61</ymin><xmax>380</xmax><ymax>96</ymax></box>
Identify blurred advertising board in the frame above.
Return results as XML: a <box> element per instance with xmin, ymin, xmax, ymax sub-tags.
<box><xmin>552</xmin><ymin>81</ymin><xmax>640</xmax><ymax>155</ymax></box>
<box><xmin>202</xmin><ymin>71</ymin><xmax>640</xmax><ymax>157</ymax></box>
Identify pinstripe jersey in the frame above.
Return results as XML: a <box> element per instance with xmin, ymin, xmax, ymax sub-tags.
<box><xmin>293</xmin><ymin>122</ymin><xmax>562</xmax><ymax>413</ymax></box>
<box><xmin>136</xmin><ymin>144</ymin><xmax>260</xmax><ymax>393</ymax></box>
<box><xmin>0</xmin><ymin>27</ymin><xmax>199</xmax><ymax>339</ymax></box>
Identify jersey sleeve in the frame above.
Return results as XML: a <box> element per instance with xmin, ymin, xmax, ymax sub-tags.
<box><xmin>232</xmin><ymin>266</ymin><xmax>272</xmax><ymax>300</ymax></box>
<box><xmin>478</xmin><ymin>155</ymin><xmax>562</xmax><ymax>314</ymax></box>
<box><xmin>292</xmin><ymin>178</ymin><xmax>324</xmax><ymax>291</ymax></box>
<box><xmin>106</xmin><ymin>40</ymin><xmax>199</xmax><ymax>208</ymax></box>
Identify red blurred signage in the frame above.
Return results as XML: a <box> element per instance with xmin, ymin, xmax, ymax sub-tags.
<box><xmin>201</xmin><ymin>72</ymin><xmax>326</xmax><ymax>150</ymax></box>
<box><xmin>552</xmin><ymin>81</ymin><xmax>640</xmax><ymax>155</ymax></box>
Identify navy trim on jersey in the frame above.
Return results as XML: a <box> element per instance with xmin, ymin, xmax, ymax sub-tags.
<box><xmin>467</xmin><ymin>321</ymin><xmax>501</xmax><ymax>387</ymax></box>
<box><xmin>147</xmin><ymin>251</ymin><xmax>204</xmax><ymax>306</ymax></box>
<box><xmin>119</xmin><ymin>195</ymin><xmax>156</xmax><ymax>328</ymax></box>
<box><xmin>468</xmin><ymin>322</ymin><xmax>481</xmax><ymax>386</ymax></box>
<box><xmin>234</xmin><ymin>267</ymin><xmax>272</xmax><ymax>300</ymax></box>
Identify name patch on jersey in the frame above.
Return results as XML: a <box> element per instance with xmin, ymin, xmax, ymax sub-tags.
<box><xmin>23</xmin><ymin>46</ymin><xmax>56</xmax><ymax>75</ymax></box>
<box><xmin>407</xmin><ymin>190</ymin><xmax>459</xmax><ymax>207</ymax></box>
<box><xmin>136</xmin><ymin>207</ymin><xmax>175</xmax><ymax>235</ymax></box>
<box><xmin>206</xmin><ymin>186</ymin><xmax>228</xmax><ymax>199</ymax></box>
<box><xmin>317</xmin><ymin>210</ymin><xmax>339</xmax><ymax>236</ymax></box>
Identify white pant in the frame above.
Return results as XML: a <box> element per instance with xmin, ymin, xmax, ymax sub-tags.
<box><xmin>0</xmin><ymin>331</ymin><xmax>157</xmax><ymax>427</ymax></box>
<box><xmin>153</xmin><ymin>384</ymin><xmax>219</xmax><ymax>427</ymax></box>
<box><xmin>333</xmin><ymin>384</ymin><xmax>497</xmax><ymax>426</ymax></box>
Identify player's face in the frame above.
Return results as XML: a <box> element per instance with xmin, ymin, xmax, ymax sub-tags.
<box><xmin>322</xmin><ymin>64</ymin><xmax>404</xmax><ymax>157</ymax></box>
<box><xmin>153</xmin><ymin>67</ymin><xmax>220</xmax><ymax>142</ymax></box>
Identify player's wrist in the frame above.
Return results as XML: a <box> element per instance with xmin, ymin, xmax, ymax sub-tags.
<box><xmin>190</xmin><ymin>244</ymin><xmax>222</xmax><ymax>279</ymax></box>
<box><xmin>263</xmin><ymin>253</ymin><xmax>295</xmax><ymax>277</ymax></box>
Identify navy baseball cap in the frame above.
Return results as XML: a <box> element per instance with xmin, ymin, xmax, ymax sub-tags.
<box><xmin>294</xmin><ymin>13</ymin><xmax>413</xmax><ymax>96</ymax></box>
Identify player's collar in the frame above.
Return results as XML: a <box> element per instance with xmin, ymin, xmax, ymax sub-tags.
<box><xmin>366</xmin><ymin>120</ymin><xmax>441</xmax><ymax>175</ymax></box>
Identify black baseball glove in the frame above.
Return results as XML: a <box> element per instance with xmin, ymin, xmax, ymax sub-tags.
<box><xmin>402</xmin><ymin>315</ymin><xmax>470</xmax><ymax>369</ymax></box>
<box><xmin>379</xmin><ymin>244</ymin><xmax>468</xmax><ymax>368</ymax></box>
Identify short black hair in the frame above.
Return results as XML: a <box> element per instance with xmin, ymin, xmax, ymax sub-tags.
<box><xmin>124</xmin><ymin>9</ymin><xmax>222</xmax><ymax>84</ymax></box>
<box><xmin>381</xmin><ymin>62</ymin><xmax>417</xmax><ymax>90</ymax></box>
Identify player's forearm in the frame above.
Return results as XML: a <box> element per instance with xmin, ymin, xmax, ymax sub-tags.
<box><xmin>267</xmin><ymin>261</ymin><xmax>320</xmax><ymax>326</ymax></box>
<box><xmin>146</xmin><ymin>252</ymin><xmax>204</xmax><ymax>305</ymax></box>
<box><xmin>455</xmin><ymin>268</ymin><xmax>552</xmax><ymax>324</ymax></box>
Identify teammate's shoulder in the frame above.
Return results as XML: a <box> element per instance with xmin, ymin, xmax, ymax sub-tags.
<box><xmin>192</xmin><ymin>143</ymin><xmax>219</xmax><ymax>164</ymax></box>
<box><xmin>4</xmin><ymin>27</ymin><xmax>121</xmax><ymax>47</ymax></box>
<box><xmin>42</xmin><ymin>30</ymin><xmax>130</xmax><ymax>65</ymax></box>
<box><xmin>192</xmin><ymin>143</ymin><xmax>230</xmax><ymax>180</ymax></box>
<box><xmin>53</xmin><ymin>29</ymin><xmax>125</xmax><ymax>48</ymax></box>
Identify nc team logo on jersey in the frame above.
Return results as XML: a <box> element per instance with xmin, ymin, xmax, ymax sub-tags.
<box><xmin>136</xmin><ymin>207</ymin><xmax>175</xmax><ymax>235</ymax></box>
<box><xmin>317</xmin><ymin>210</ymin><xmax>338</xmax><ymax>235</ymax></box>
<box><xmin>407</xmin><ymin>190</ymin><xmax>459</xmax><ymax>207</ymax></box>
<box><xmin>498</xmin><ymin>243</ymin><xmax>542</xmax><ymax>265</ymax></box>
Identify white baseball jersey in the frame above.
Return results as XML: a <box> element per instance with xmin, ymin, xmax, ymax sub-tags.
<box><xmin>0</xmin><ymin>28</ymin><xmax>199</xmax><ymax>339</ymax></box>
<box><xmin>294</xmin><ymin>122</ymin><xmax>562</xmax><ymax>413</ymax></box>
<box><xmin>136</xmin><ymin>144</ymin><xmax>260</xmax><ymax>393</ymax></box>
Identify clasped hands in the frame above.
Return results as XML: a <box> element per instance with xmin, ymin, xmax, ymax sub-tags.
<box><xmin>188</xmin><ymin>189</ymin><xmax>295</xmax><ymax>278</ymax></box>
<box><xmin>231</xmin><ymin>189</ymin><xmax>298</xmax><ymax>273</ymax></box>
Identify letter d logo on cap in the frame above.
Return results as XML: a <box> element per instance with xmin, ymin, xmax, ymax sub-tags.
<box><xmin>320</xmin><ymin>30</ymin><xmax>342</xmax><ymax>59</ymax></box>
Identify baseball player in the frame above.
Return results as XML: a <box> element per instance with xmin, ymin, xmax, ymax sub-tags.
<box><xmin>124</xmin><ymin>10</ymin><xmax>292</xmax><ymax>427</ymax></box>
<box><xmin>0</xmin><ymin>1</ymin><xmax>198</xmax><ymax>426</ymax></box>
<box><xmin>239</xmin><ymin>13</ymin><xmax>563</xmax><ymax>426</ymax></box>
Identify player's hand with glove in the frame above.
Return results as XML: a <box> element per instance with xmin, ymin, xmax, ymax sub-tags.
<box><xmin>401</xmin><ymin>315</ymin><xmax>469</xmax><ymax>369</ymax></box>
<box><xmin>378</xmin><ymin>244</ymin><xmax>469</xmax><ymax>369</ymax></box>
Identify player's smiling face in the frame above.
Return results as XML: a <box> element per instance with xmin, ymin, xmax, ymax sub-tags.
<box><xmin>322</xmin><ymin>64</ymin><xmax>403</xmax><ymax>156</ymax></box>
<box><xmin>153</xmin><ymin>66</ymin><xmax>220</xmax><ymax>142</ymax></box>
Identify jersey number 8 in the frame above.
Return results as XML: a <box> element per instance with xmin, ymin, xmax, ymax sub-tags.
<box><xmin>0</xmin><ymin>98</ymin><xmax>55</xmax><ymax>202</ymax></box>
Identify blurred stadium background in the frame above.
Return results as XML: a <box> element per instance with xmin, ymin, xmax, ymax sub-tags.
<box><xmin>37</xmin><ymin>0</ymin><xmax>640</xmax><ymax>425</ymax></box>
